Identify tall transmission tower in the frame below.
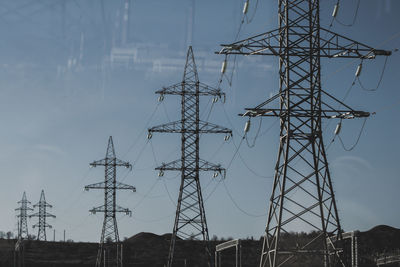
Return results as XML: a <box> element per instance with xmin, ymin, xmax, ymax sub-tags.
<box><xmin>218</xmin><ymin>1</ymin><xmax>391</xmax><ymax>267</ymax></box>
<box><xmin>148</xmin><ymin>46</ymin><xmax>232</xmax><ymax>267</ymax></box>
<box><xmin>85</xmin><ymin>136</ymin><xmax>136</xmax><ymax>267</ymax></box>
<box><xmin>29</xmin><ymin>190</ymin><xmax>55</xmax><ymax>241</ymax></box>
<box><xmin>16</xmin><ymin>192</ymin><xmax>33</xmax><ymax>240</ymax></box>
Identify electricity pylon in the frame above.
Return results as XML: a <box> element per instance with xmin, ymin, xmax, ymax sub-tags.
<box><xmin>16</xmin><ymin>192</ymin><xmax>33</xmax><ymax>240</ymax></box>
<box><xmin>148</xmin><ymin>46</ymin><xmax>232</xmax><ymax>267</ymax></box>
<box><xmin>29</xmin><ymin>190</ymin><xmax>55</xmax><ymax>241</ymax></box>
<box><xmin>85</xmin><ymin>136</ymin><xmax>136</xmax><ymax>267</ymax></box>
<box><xmin>218</xmin><ymin>1</ymin><xmax>391</xmax><ymax>267</ymax></box>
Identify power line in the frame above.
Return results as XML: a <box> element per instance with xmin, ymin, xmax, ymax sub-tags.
<box><xmin>337</xmin><ymin>117</ymin><xmax>368</xmax><ymax>151</ymax></box>
<box><xmin>332</xmin><ymin>0</ymin><xmax>360</xmax><ymax>27</ymax></box>
<box><xmin>357</xmin><ymin>56</ymin><xmax>389</xmax><ymax>92</ymax></box>
<box><xmin>122</xmin><ymin>102</ymin><xmax>161</xmax><ymax>158</ymax></box>
<box><xmin>222</xmin><ymin>181</ymin><xmax>266</xmax><ymax>218</ymax></box>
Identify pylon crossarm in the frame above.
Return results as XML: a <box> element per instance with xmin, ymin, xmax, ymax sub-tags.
<box><xmin>149</xmin><ymin>120</ymin><xmax>232</xmax><ymax>134</ymax></box>
<box><xmin>15</xmin><ymin>207</ymin><xmax>33</xmax><ymax>211</ymax></box>
<box><xmin>149</xmin><ymin>121</ymin><xmax>182</xmax><ymax>133</ymax></box>
<box><xmin>218</xmin><ymin>28</ymin><xmax>281</xmax><ymax>56</ymax></box>
<box><xmin>198</xmin><ymin>82</ymin><xmax>225</xmax><ymax>97</ymax></box>
<box><xmin>240</xmin><ymin>89</ymin><xmax>370</xmax><ymax>119</ymax></box>
<box><xmin>218</xmin><ymin>27</ymin><xmax>391</xmax><ymax>59</ymax></box>
<box><xmin>33</xmin><ymin>202</ymin><xmax>52</xmax><ymax>208</ymax></box>
<box><xmin>199</xmin><ymin>121</ymin><xmax>232</xmax><ymax>134</ymax></box>
<box><xmin>45</xmin><ymin>213</ymin><xmax>56</xmax><ymax>218</ymax></box>
<box><xmin>89</xmin><ymin>205</ymin><xmax>105</xmax><ymax>214</ymax></box>
<box><xmin>90</xmin><ymin>158</ymin><xmax>131</xmax><ymax>168</ymax></box>
<box><xmin>156</xmin><ymin>82</ymin><xmax>225</xmax><ymax>97</ymax></box>
<box><xmin>89</xmin><ymin>205</ymin><xmax>131</xmax><ymax>215</ymax></box>
<box><xmin>155</xmin><ymin>158</ymin><xmax>226</xmax><ymax>176</ymax></box>
<box><xmin>320</xmin><ymin>28</ymin><xmax>392</xmax><ymax>59</ymax></box>
<box><xmin>29</xmin><ymin>212</ymin><xmax>40</xmax><ymax>218</ymax></box>
<box><xmin>85</xmin><ymin>181</ymin><xmax>106</xmax><ymax>190</ymax></box>
<box><xmin>115</xmin><ymin>205</ymin><xmax>132</xmax><ymax>215</ymax></box>
<box><xmin>115</xmin><ymin>182</ymin><xmax>136</xmax><ymax>192</ymax></box>
<box><xmin>17</xmin><ymin>200</ymin><xmax>31</xmax><ymax>204</ymax></box>
<box><xmin>155</xmin><ymin>159</ymin><xmax>181</xmax><ymax>171</ymax></box>
<box><xmin>240</xmin><ymin>108</ymin><xmax>369</xmax><ymax>119</ymax></box>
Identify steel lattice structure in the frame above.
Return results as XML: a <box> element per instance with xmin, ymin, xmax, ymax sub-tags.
<box><xmin>29</xmin><ymin>190</ymin><xmax>55</xmax><ymax>241</ymax></box>
<box><xmin>16</xmin><ymin>192</ymin><xmax>33</xmax><ymax>240</ymax></box>
<box><xmin>148</xmin><ymin>46</ymin><xmax>232</xmax><ymax>267</ymax></box>
<box><xmin>218</xmin><ymin>1</ymin><xmax>391</xmax><ymax>267</ymax></box>
<box><xmin>85</xmin><ymin>136</ymin><xmax>136</xmax><ymax>267</ymax></box>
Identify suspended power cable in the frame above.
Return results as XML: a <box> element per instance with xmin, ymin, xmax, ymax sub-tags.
<box><xmin>209</xmin><ymin>140</ymin><xmax>228</xmax><ymax>160</ymax></box>
<box><xmin>200</xmin><ymin>97</ymin><xmax>212</xmax><ymax>118</ymax></box>
<box><xmin>258</xmin><ymin>119</ymin><xmax>279</xmax><ymax>137</ymax></box>
<box><xmin>238</xmin><ymin>152</ymin><xmax>273</xmax><ymax>179</ymax></box>
<box><xmin>245</xmin><ymin>117</ymin><xmax>262</xmax><ymax>148</ymax></box>
<box><xmin>226</xmin><ymin>135</ymin><xmax>245</xmax><ymax>170</ymax></box>
<box><xmin>230</xmin><ymin>131</ymin><xmax>273</xmax><ymax>179</ymax></box>
<box><xmin>149</xmin><ymin>139</ymin><xmax>159</xmax><ymax>166</ymax></box>
<box><xmin>162</xmin><ymin>101</ymin><xmax>172</xmax><ymax>122</ymax></box>
<box><xmin>222</xmin><ymin>104</ymin><xmax>243</xmax><ymax>137</ymax></box>
<box><xmin>222</xmin><ymin>180</ymin><xmax>266</xmax><ymax>218</ymax></box>
<box><xmin>246</xmin><ymin>0</ymin><xmax>260</xmax><ymax>24</ymax></box>
<box><xmin>204</xmin><ymin>179</ymin><xmax>222</xmax><ymax>202</ymax></box>
<box><xmin>337</xmin><ymin>117</ymin><xmax>368</xmax><ymax>151</ymax></box>
<box><xmin>120</xmin><ymin>140</ymin><xmax>150</xmax><ymax>183</ymax></box>
<box><xmin>122</xmin><ymin>102</ymin><xmax>161</xmax><ymax>158</ymax></box>
<box><xmin>162</xmin><ymin>179</ymin><xmax>177</xmax><ymax>207</ymax></box>
<box><xmin>331</xmin><ymin>0</ymin><xmax>360</xmax><ymax>27</ymax></box>
<box><xmin>133</xmin><ymin>178</ymin><xmax>161</xmax><ymax>209</ymax></box>
<box><xmin>357</xmin><ymin>56</ymin><xmax>389</xmax><ymax>92</ymax></box>
<box><xmin>204</xmin><ymin>101</ymin><xmax>216</xmax><ymax>122</ymax></box>
<box><xmin>147</xmin><ymin>138</ymin><xmax>176</xmax><ymax>207</ymax></box>
<box><xmin>132</xmin><ymin>213</ymin><xmax>175</xmax><ymax>223</ymax></box>
<box><xmin>373</xmin><ymin>98</ymin><xmax>400</xmax><ymax>114</ymax></box>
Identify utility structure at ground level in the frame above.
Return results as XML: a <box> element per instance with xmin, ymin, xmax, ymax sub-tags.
<box><xmin>85</xmin><ymin>136</ymin><xmax>136</xmax><ymax>267</ymax></box>
<box><xmin>16</xmin><ymin>192</ymin><xmax>33</xmax><ymax>240</ymax></box>
<box><xmin>218</xmin><ymin>1</ymin><xmax>391</xmax><ymax>266</ymax></box>
<box><xmin>29</xmin><ymin>190</ymin><xmax>55</xmax><ymax>241</ymax></box>
<box><xmin>148</xmin><ymin>46</ymin><xmax>232</xmax><ymax>267</ymax></box>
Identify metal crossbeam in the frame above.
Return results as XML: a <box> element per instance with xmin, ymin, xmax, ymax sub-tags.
<box><xmin>155</xmin><ymin>159</ymin><xmax>226</xmax><ymax>178</ymax></box>
<box><xmin>150</xmin><ymin>120</ymin><xmax>231</xmax><ymax>134</ymax></box>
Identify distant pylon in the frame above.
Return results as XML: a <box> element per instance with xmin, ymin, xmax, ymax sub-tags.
<box><xmin>29</xmin><ymin>190</ymin><xmax>55</xmax><ymax>241</ymax></box>
<box><xmin>85</xmin><ymin>136</ymin><xmax>136</xmax><ymax>267</ymax></box>
<box><xmin>148</xmin><ymin>46</ymin><xmax>232</xmax><ymax>267</ymax></box>
<box><xmin>15</xmin><ymin>192</ymin><xmax>33</xmax><ymax>240</ymax></box>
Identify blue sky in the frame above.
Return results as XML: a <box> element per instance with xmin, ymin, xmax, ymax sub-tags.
<box><xmin>0</xmin><ymin>0</ymin><xmax>399</xmax><ymax>242</ymax></box>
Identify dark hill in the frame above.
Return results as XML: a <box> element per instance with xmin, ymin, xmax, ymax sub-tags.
<box><xmin>0</xmin><ymin>225</ymin><xmax>399</xmax><ymax>266</ymax></box>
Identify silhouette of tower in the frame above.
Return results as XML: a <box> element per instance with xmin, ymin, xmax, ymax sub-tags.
<box><xmin>148</xmin><ymin>46</ymin><xmax>232</xmax><ymax>267</ymax></box>
<box><xmin>30</xmin><ymin>190</ymin><xmax>55</xmax><ymax>241</ymax></box>
<box><xmin>16</xmin><ymin>192</ymin><xmax>33</xmax><ymax>240</ymax></box>
<box><xmin>218</xmin><ymin>1</ymin><xmax>391</xmax><ymax>266</ymax></box>
<box><xmin>85</xmin><ymin>136</ymin><xmax>136</xmax><ymax>267</ymax></box>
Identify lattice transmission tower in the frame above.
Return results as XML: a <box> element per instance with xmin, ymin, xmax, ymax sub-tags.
<box><xmin>16</xmin><ymin>192</ymin><xmax>33</xmax><ymax>240</ymax></box>
<box><xmin>148</xmin><ymin>46</ymin><xmax>232</xmax><ymax>267</ymax></box>
<box><xmin>218</xmin><ymin>1</ymin><xmax>391</xmax><ymax>267</ymax></box>
<box><xmin>85</xmin><ymin>136</ymin><xmax>136</xmax><ymax>267</ymax></box>
<box><xmin>29</xmin><ymin>190</ymin><xmax>55</xmax><ymax>241</ymax></box>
